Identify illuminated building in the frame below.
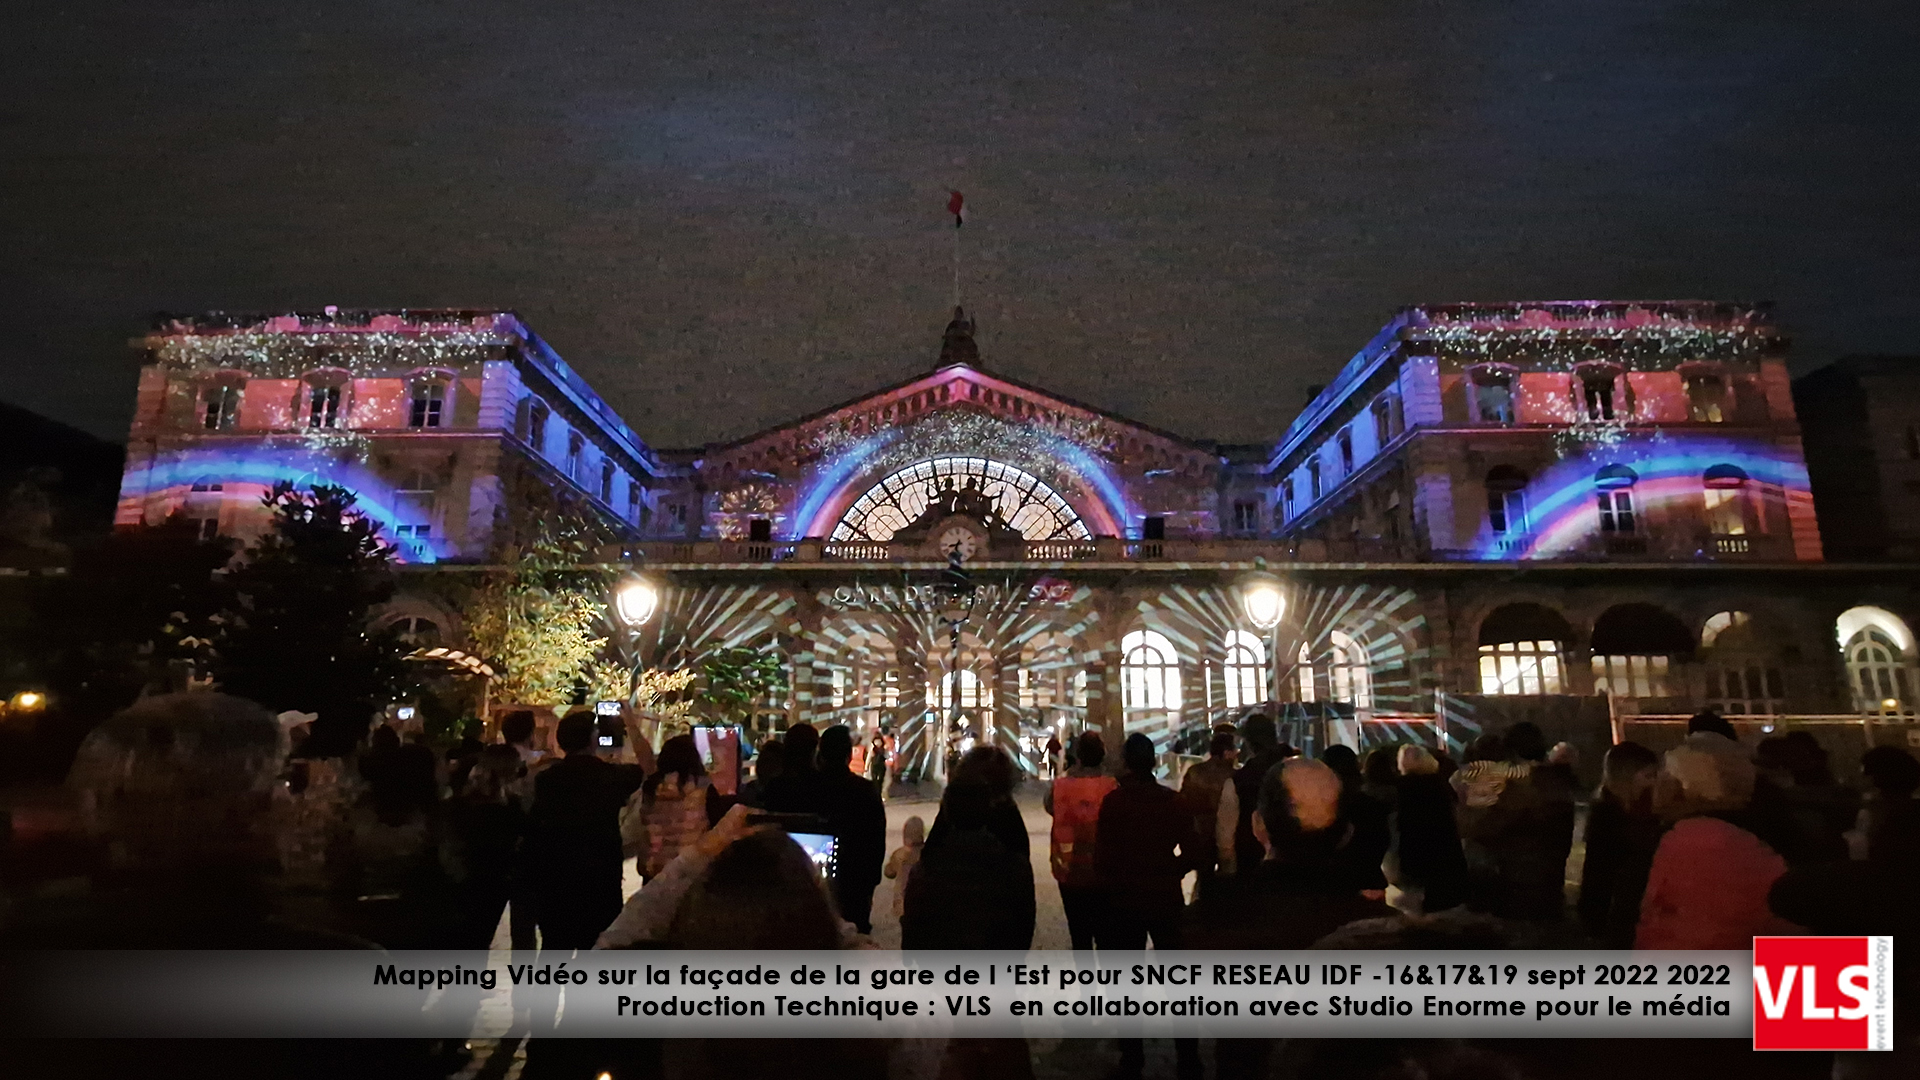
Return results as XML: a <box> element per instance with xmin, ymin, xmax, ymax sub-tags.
<box><xmin>114</xmin><ymin>304</ymin><xmax>1920</xmax><ymax>772</ymax></box>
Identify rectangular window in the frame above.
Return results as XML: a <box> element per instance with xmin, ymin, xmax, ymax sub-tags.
<box><xmin>567</xmin><ymin>434</ymin><xmax>585</xmax><ymax>481</ymax></box>
<box><xmin>1591</xmin><ymin>655</ymin><xmax>1671</xmax><ymax>698</ymax></box>
<box><xmin>1597</xmin><ymin>490</ymin><xmax>1635</xmax><ymax>533</ymax></box>
<box><xmin>201</xmin><ymin>384</ymin><xmax>241</xmax><ymax>430</ymax></box>
<box><xmin>1308</xmin><ymin>461</ymin><xmax>1322</xmax><ymax>500</ymax></box>
<box><xmin>667</xmin><ymin>503</ymin><xmax>687</xmax><ymax>530</ymax></box>
<box><xmin>1338</xmin><ymin>429</ymin><xmax>1354</xmax><ymax>474</ymax></box>
<box><xmin>1704</xmin><ymin>487</ymin><xmax>1746</xmax><ymax>536</ymax></box>
<box><xmin>409</xmin><ymin>383</ymin><xmax>445</xmax><ymax>428</ymax></box>
<box><xmin>1488</xmin><ymin>490</ymin><xmax>1526</xmax><ymax>535</ymax></box>
<box><xmin>1686</xmin><ymin>374</ymin><xmax>1726</xmax><ymax>423</ymax></box>
<box><xmin>1232</xmin><ymin>500</ymin><xmax>1258</xmax><ymax>533</ymax></box>
<box><xmin>1373</xmin><ymin>399</ymin><xmax>1394</xmax><ymax>447</ymax></box>
<box><xmin>1477</xmin><ymin>641</ymin><xmax>1564</xmax><ymax>695</ymax></box>
<box><xmin>1142</xmin><ymin>516</ymin><xmax>1166</xmax><ymax>541</ymax></box>
<box><xmin>600</xmin><ymin>461</ymin><xmax>615</xmax><ymax>502</ymax></box>
<box><xmin>1281</xmin><ymin>480</ymin><xmax>1295</xmax><ymax>521</ymax></box>
<box><xmin>307</xmin><ymin>384</ymin><xmax>341</xmax><ymax>429</ymax></box>
<box><xmin>1582</xmin><ymin>375</ymin><xmax>1617</xmax><ymax>421</ymax></box>
<box><xmin>1473</xmin><ymin>375</ymin><xmax>1514</xmax><ymax>425</ymax></box>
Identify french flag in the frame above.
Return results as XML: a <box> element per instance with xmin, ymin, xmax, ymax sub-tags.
<box><xmin>948</xmin><ymin>190</ymin><xmax>965</xmax><ymax>227</ymax></box>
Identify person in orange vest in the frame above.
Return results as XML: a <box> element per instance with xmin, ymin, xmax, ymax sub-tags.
<box><xmin>1043</xmin><ymin>730</ymin><xmax>1117</xmax><ymax>950</ymax></box>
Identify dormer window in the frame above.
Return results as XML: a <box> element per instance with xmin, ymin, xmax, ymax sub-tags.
<box><xmin>1469</xmin><ymin>366</ymin><xmax>1515</xmax><ymax>425</ymax></box>
<box><xmin>200</xmin><ymin>381</ymin><xmax>243</xmax><ymax>430</ymax></box>
<box><xmin>408</xmin><ymin>380</ymin><xmax>447</xmax><ymax>428</ymax></box>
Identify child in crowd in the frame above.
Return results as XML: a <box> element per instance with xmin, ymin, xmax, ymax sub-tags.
<box><xmin>884</xmin><ymin>815</ymin><xmax>926</xmax><ymax>917</ymax></box>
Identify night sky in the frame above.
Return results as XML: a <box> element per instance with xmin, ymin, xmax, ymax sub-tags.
<box><xmin>5</xmin><ymin>0</ymin><xmax>1917</xmax><ymax>450</ymax></box>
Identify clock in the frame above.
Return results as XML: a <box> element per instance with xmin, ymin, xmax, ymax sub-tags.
<box><xmin>938</xmin><ymin>526</ymin><xmax>980</xmax><ymax>561</ymax></box>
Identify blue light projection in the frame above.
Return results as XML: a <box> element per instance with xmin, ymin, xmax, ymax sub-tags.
<box><xmin>122</xmin><ymin>446</ymin><xmax>440</xmax><ymax>563</ymax></box>
<box><xmin>1466</xmin><ymin>433</ymin><xmax>1813</xmax><ymax>560</ymax></box>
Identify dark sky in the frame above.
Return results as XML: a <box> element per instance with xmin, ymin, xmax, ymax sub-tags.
<box><xmin>5</xmin><ymin>0</ymin><xmax>1917</xmax><ymax>449</ymax></box>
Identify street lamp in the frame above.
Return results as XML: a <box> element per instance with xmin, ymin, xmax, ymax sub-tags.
<box><xmin>1237</xmin><ymin>567</ymin><xmax>1287</xmax><ymax>713</ymax></box>
<box><xmin>613</xmin><ymin>571</ymin><xmax>662</xmax><ymax>708</ymax></box>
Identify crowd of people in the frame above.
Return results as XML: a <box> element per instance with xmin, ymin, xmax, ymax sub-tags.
<box><xmin>7</xmin><ymin>690</ymin><xmax>1918</xmax><ymax>1079</ymax></box>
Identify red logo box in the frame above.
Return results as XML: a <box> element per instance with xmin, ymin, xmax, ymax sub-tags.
<box><xmin>1752</xmin><ymin>936</ymin><xmax>1894</xmax><ymax>1051</ymax></box>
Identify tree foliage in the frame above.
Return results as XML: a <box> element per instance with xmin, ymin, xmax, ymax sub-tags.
<box><xmin>463</xmin><ymin>514</ymin><xmax>617</xmax><ymax>708</ymax></box>
<box><xmin>692</xmin><ymin>645</ymin><xmax>788</xmax><ymax>727</ymax></box>
<box><xmin>216</xmin><ymin>483</ymin><xmax>409</xmax><ymax>755</ymax></box>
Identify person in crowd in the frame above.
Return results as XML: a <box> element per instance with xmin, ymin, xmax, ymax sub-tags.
<box><xmin>902</xmin><ymin>746</ymin><xmax>1036</xmax><ymax>950</ymax></box>
<box><xmin>1361</xmin><ymin>746</ymin><xmax>1399</xmax><ymax>805</ymax></box>
<box><xmin>1636</xmin><ymin>732</ymin><xmax>1794</xmax><ymax>949</ymax></box>
<box><xmin>1391</xmin><ymin>744</ymin><xmax>1469</xmax><ymax>914</ymax></box>
<box><xmin>445</xmin><ymin>745</ymin><xmax>527</xmax><ymax>949</ymax></box>
<box><xmin>623</xmin><ymin>733</ymin><xmax>721</xmax><ymax>879</ymax></box>
<box><xmin>1044</xmin><ymin>730</ymin><xmax>1064</xmax><ymax>779</ymax></box>
<box><xmin>737</xmin><ymin>736</ymin><xmax>784</xmax><ymax>808</ymax></box>
<box><xmin>1853</xmin><ymin>744</ymin><xmax>1920</xmax><ymax>862</ymax></box>
<box><xmin>1178</xmin><ymin>724</ymin><xmax>1238</xmax><ymax>899</ymax></box>
<box><xmin>1321</xmin><ymin>743</ymin><xmax>1390</xmax><ymax>894</ymax></box>
<box><xmin>765</xmin><ymin>721</ymin><xmax>825</xmax><ymax>815</ymax></box>
<box><xmin>1100</xmin><ymin>733</ymin><xmax>1204</xmax><ymax>1080</ymax></box>
<box><xmin>1687</xmin><ymin>708</ymin><xmax>1739</xmax><ymax>741</ymax></box>
<box><xmin>444</xmin><ymin>720</ymin><xmax>488</xmax><ymax>794</ymax></box>
<box><xmin>1453</xmin><ymin>722</ymin><xmax>1574</xmax><ymax>920</ymax></box>
<box><xmin>1779</xmin><ymin>730</ymin><xmax>1858</xmax><ymax>864</ymax></box>
<box><xmin>1213</xmin><ymin>713</ymin><xmax>1292</xmax><ymax>880</ymax></box>
<box><xmin>347</xmin><ymin>722</ymin><xmax>449</xmax><ymax>948</ymax></box>
<box><xmin>1576</xmin><ymin>741</ymin><xmax>1661</xmax><ymax>946</ymax></box>
<box><xmin>885</xmin><ymin>814</ymin><xmax>927</xmax><ymax>918</ymax></box>
<box><xmin>867</xmin><ymin>729</ymin><xmax>890</xmax><ymax>798</ymax></box>
<box><xmin>522</xmin><ymin>711</ymin><xmax>645</xmax><ymax>950</ymax></box>
<box><xmin>1044</xmin><ymin>730</ymin><xmax>1118</xmax><ymax>950</ymax></box>
<box><xmin>1190</xmin><ymin>757</ymin><xmax>1396</xmax><ymax>1080</ymax></box>
<box><xmin>815</xmin><ymin>724</ymin><xmax>889</xmax><ymax>934</ymax></box>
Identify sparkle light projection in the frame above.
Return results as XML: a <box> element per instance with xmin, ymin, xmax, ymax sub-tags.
<box><xmin>1466</xmin><ymin>435</ymin><xmax>1813</xmax><ymax>560</ymax></box>
<box><xmin>119</xmin><ymin>444</ymin><xmax>440</xmax><ymax>562</ymax></box>
<box><xmin>830</xmin><ymin>457</ymin><xmax>1092</xmax><ymax>542</ymax></box>
<box><xmin>796</xmin><ymin>410</ymin><xmax>1131</xmax><ymax>539</ymax></box>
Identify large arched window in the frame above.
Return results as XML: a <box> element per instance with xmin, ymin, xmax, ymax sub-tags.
<box><xmin>1477</xmin><ymin>603</ymin><xmax>1570</xmax><ymax>694</ymax></box>
<box><xmin>1328</xmin><ymin>630</ymin><xmax>1373</xmax><ymax>709</ymax></box>
<box><xmin>1700</xmin><ymin>611</ymin><xmax>1784</xmax><ymax>715</ymax></box>
<box><xmin>831</xmin><ymin>457</ymin><xmax>1091</xmax><ymax>543</ymax></box>
<box><xmin>1590</xmin><ymin>603</ymin><xmax>1692</xmax><ymax>699</ymax></box>
<box><xmin>1221</xmin><ymin>629</ymin><xmax>1266</xmax><ymax>710</ymax></box>
<box><xmin>1837</xmin><ymin>606</ymin><xmax>1917</xmax><ymax>715</ymax></box>
<box><xmin>1122</xmin><ymin>629</ymin><xmax>1181</xmax><ymax>710</ymax></box>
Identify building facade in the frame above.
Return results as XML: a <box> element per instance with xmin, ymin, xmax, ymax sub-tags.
<box><xmin>115</xmin><ymin>304</ymin><xmax>1920</xmax><ymax>776</ymax></box>
<box><xmin>1794</xmin><ymin>355</ymin><xmax>1920</xmax><ymax>561</ymax></box>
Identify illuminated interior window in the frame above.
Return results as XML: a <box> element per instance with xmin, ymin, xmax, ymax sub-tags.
<box><xmin>1686</xmin><ymin>372</ymin><xmax>1727</xmax><ymax>423</ymax></box>
<box><xmin>1478</xmin><ymin>641</ymin><xmax>1564</xmax><ymax>695</ymax></box>
<box><xmin>1704</xmin><ymin>464</ymin><xmax>1750</xmax><ymax>537</ymax></box>
<box><xmin>1847</xmin><ymin>630</ymin><xmax>1912</xmax><ymax>714</ymax></box>
<box><xmin>1591</xmin><ymin>655</ymin><xmax>1670</xmax><ymax>698</ymax></box>
<box><xmin>1222</xmin><ymin>629</ymin><xmax>1265</xmax><ymax>710</ymax></box>
<box><xmin>832</xmin><ymin>457</ymin><xmax>1091</xmax><ymax>543</ymax></box>
<box><xmin>1589</xmin><ymin>603</ymin><xmax>1691</xmax><ymax>699</ymax></box>
<box><xmin>1121</xmin><ymin>629</ymin><xmax>1181</xmax><ymax>710</ymax></box>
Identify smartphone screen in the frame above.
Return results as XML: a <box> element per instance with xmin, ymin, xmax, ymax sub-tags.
<box><xmin>787</xmin><ymin>832</ymin><xmax>838</xmax><ymax>879</ymax></box>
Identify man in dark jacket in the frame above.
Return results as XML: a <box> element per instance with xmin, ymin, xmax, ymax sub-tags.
<box><xmin>1213</xmin><ymin>713</ymin><xmax>1292</xmax><ymax>880</ymax></box>
<box><xmin>522</xmin><ymin>712</ymin><xmax>644</xmax><ymax>949</ymax></box>
<box><xmin>815</xmin><ymin>724</ymin><xmax>889</xmax><ymax>934</ymax></box>
<box><xmin>1097</xmin><ymin>733</ymin><xmax>1201</xmax><ymax>1080</ymax></box>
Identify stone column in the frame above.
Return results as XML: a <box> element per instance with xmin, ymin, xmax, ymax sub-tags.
<box><xmin>785</xmin><ymin>591</ymin><xmax>830</xmax><ymax>729</ymax></box>
<box><xmin>1081</xmin><ymin>590</ymin><xmax>1128</xmax><ymax>774</ymax></box>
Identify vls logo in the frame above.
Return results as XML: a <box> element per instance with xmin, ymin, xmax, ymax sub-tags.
<box><xmin>1752</xmin><ymin>936</ymin><xmax>1894</xmax><ymax>1051</ymax></box>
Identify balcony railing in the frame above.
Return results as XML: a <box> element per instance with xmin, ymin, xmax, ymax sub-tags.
<box><xmin>609</xmin><ymin>536</ymin><xmax>1407</xmax><ymax>565</ymax></box>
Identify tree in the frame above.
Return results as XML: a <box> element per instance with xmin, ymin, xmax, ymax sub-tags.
<box><xmin>216</xmin><ymin>483</ymin><xmax>409</xmax><ymax>755</ymax></box>
<box><xmin>463</xmin><ymin>513</ymin><xmax>618</xmax><ymax>708</ymax></box>
<box><xmin>692</xmin><ymin>645</ymin><xmax>789</xmax><ymax>729</ymax></box>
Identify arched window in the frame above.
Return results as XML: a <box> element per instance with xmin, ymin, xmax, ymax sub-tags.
<box><xmin>1328</xmin><ymin>630</ymin><xmax>1373</xmax><ymax>709</ymax></box>
<box><xmin>832</xmin><ymin>457</ymin><xmax>1091</xmax><ymax>543</ymax></box>
<box><xmin>388</xmin><ymin>616</ymin><xmax>441</xmax><ymax>648</ymax></box>
<box><xmin>1595</xmin><ymin>464</ymin><xmax>1638</xmax><ymax>535</ymax></box>
<box><xmin>1296</xmin><ymin>642</ymin><xmax>1317</xmax><ymax>703</ymax></box>
<box><xmin>1477</xmin><ymin>603</ymin><xmax>1569</xmax><ymax>694</ymax></box>
<box><xmin>1703</xmin><ymin>464</ymin><xmax>1750</xmax><ymax>547</ymax></box>
<box><xmin>1222</xmin><ymin>630</ymin><xmax>1266</xmax><ymax>710</ymax></box>
<box><xmin>1837</xmin><ymin>606</ymin><xmax>1917</xmax><ymax>715</ymax></box>
<box><xmin>1590</xmin><ymin>603</ymin><xmax>1692</xmax><ymax>699</ymax></box>
<box><xmin>928</xmin><ymin>668</ymin><xmax>992</xmax><ymax>711</ymax></box>
<box><xmin>1122</xmin><ymin>629</ymin><xmax>1181</xmax><ymax>710</ymax></box>
<box><xmin>1486</xmin><ymin>466</ymin><xmax>1529</xmax><ymax>537</ymax></box>
<box><xmin>1700</xmin><ymin>611</ymin><xmax>1784</xmax><ymax>715</ymax></box>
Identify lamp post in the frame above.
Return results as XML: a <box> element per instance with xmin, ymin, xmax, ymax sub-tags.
<box><xmin>1237</xmin><ymin>565</ymin><xmax>1287</xmax><ymax>712</ymax></box>
<box><xmin>613</xmin><ymin>571</ymin><xmax>662</xmax><ymax>709</ymax></box>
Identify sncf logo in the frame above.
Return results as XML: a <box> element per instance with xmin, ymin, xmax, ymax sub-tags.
<box><xmin>1752</xmin><ymin>936</ymin><xmax>1894</xmax><ymax>1051</ymax></box>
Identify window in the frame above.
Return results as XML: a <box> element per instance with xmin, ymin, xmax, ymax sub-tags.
<box><xmin>1121</xmin><ymin>629</ymin><xmax>1181</xmax><ymax>710</ymax></box>
<box><xmin>1372</xmin><ymin>398</ymin><xmax>1396</xmax><ymax>447</ymax></box>
<box><xmin>1686</xmin><ymin>371</ymin><xmax>1727</xmax><ymax>423</ymax></box>
<box><xmin>1328</xmin><ymin>630</ymin><xmax>1373</xmax><ymax>709</ymax></box>
<box><xmin>1704</xmin><ymin>464</ymin><xmax>1749</xmax><ymax>537</ymax></box>
<box><xmin>1838</xmin><ymin>607</ymin><xmax>1919</xmax><ymax>715</ymax></box>
<box><xmin>306</xmin><ymin>381</ymin><xmax>342</xmax><ymax>429</ymax></box>
<box><xmin>1232</xmin><ymin>500</ymin><xmax>1258</xmax><ymax>533</ymax></box>
<box><xmin>567</xmin><ymin>433</ymin><xmax>585</xmax><ymax>481</ymax></box>
<box><xmin>1471</xmin><ymin>368</ymin><xmax>1515</xmax><ymax>425</ymax></box>
<box><xmin>600</xmin><ymin>461</ymin><xmax>615</xmax><ymax>503</ymax></box>
<box><xmin>831</xmin><ymin>456</ymin><xmax>1092</xmax><ymax>542</ymax></box>
<box><xmin>388</xmin><ymin>616</ymin><xmax>440</xmax><ymax>648</ymax></box>
<box><xmin>1308</xmin><ymin>460</ymin><xmax>1322</xmax><ymax>501</ymax></box>
<box><xmin>1281</xmin><ymin>480</ymin><xmax>1295</xmax><ymax>522</ymax></box>
<box><xmin>1338</xmin><ymin>429</ymin><xmax>1354</xmax><ymax>474</ymax></box>
<box><xmin>928</xmin><ymin>668</ymin><xmax>992</xmax><ymax>711</ymax></box>
<box><xmin>201</xmin><ymin>383</ymin><xmax>242</xmax><ymax>430</ymax></box>
<box><xmin>1222</xmin><ymin>629</ymin><xmax>1266</xmax><ymax>710</ymax></box>
<box><xmin>1595</xmin><ymin>464</ymin><xmax>1637</xmax><ymax>534</ymax></box>
<box><xmin>1479</xmin><ymin>641</ymin><xmax>1564</xmax><ymax>694</ymax></box>
<box><xmin>1590</xmin><ymin>603</ymin><xmax>1692</xmax><ymax>700</ymax></box>
<box><xmin>1591</xmin><ymin>655</ymin><xmax>1670</xmax><ymax>698</ymax></box>
<box><xmin>1486</xmin><ymin>466</ymin><xmax>1529</xmax><ymax>536</ymax></box>
<box><xmin>667</xmin><ymin>503</ymin><xmax>687</xmax><ymax>531</ymax></box>
<box><xmin>408</xmin><ymin>382</ymin><xmax>445</xmax><ymax>428</ymax></box>
<box><xmin>186</xmin><ymin>481</ymin><xmax>224</xmax><ymax>540</ymax></box>
<box><xmin>393</xmin><ymin>468</ymin><xmax>437</xmax><ymax>543</ymax></box>
<box><xmin>526</xmin><ymin>400</ymin><xmax>549</xmax><ymax>450</ymax></box>
<box><xmin>1701</xmin><ymin>612</ymin><xmax>1784</xmax><ymax>715</ymax></box>
<box><xmin>1580</xmin><ymin>370</ymin><xmax>1619</xmax><ymax>421</ymax></box>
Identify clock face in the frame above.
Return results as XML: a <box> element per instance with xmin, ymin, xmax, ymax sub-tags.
<box><xmin>938</xmin><ymin>526</ymin><xmax>979</xmax><ymax>560</ymax></box>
